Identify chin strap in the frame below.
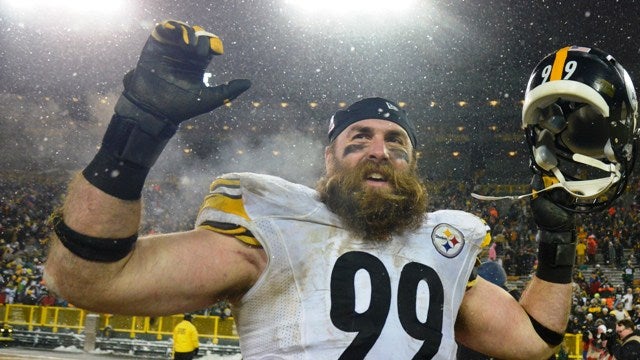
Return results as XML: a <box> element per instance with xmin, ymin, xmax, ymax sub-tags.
<box><xmin>471</xmin><ymin>153</ymin><xmax>621</xmax><ymax>201</ymax></box>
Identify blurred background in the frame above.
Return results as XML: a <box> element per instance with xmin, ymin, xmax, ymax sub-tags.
<box><xmin>2</xmin><ymin>2</ymin><xmax>640</xmax><ymax>357</ymax></box>
<box><xmin>2</xmin><ymin>0</ymin><xmax>639</xmax><ymax>187</ymax></box>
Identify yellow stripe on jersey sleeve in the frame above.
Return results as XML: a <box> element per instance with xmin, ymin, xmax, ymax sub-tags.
<box><xmin>197</xmin><ymin>177</ymin><xmax>261</xmax><ymax>247</ymax></box>
<box><xmin>480</xmin><ymin>219</ymin><xmax>492</xmax><ymax>248</ymax></box>
<box><xmin>466</xmin><ymin>257</ymin><xmax>481</xmax><ymax>290</ymax></box>
<box><xmin>199</xmin><ymin>178</ymin><xmax>250</xmax><ymax>221</ymax></box>
<box><xmin>480</xmin><ymin>232</ymin><xmax>492</xmax><ymax>248</ymax></box>
<box><xmin>198</xmin><ymin>221</ymin><xmax>261</xmax><ymax>247</ymax></box>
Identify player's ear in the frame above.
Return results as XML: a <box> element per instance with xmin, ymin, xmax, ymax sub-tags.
<box><xmin>324</xmin><ymin>145</ymin><xmax>334</xmax><ymax>174</ymax></box>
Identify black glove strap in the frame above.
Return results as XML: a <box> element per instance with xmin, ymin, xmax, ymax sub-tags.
<box><xmin>83</xmin><ymin>148</ymin><xmax>150</xmax><ymax>200</ymax></box>
<box><xmin>82</xmin><ymin>96</ymin><xmax>179</xmax><ymax>200</ymax></box>
<box><xmin>110</xmin><ymin>96</ymin><xmax>178</xmax><ymax>168</ymax></box>
<box><xmin>535</xmin><ymin>230</ymin><xmax>576</xmax><ymax>284</ymax></box>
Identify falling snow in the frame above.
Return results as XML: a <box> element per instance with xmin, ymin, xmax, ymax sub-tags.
<box><xmin>0</xmin><ymin>0</ymin><xmax>638</xmax><ymax>185</ymax></box>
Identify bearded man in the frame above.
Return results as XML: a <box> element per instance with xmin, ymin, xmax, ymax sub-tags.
<box><xmin>45</xmin><ymin>20</ymin><xmax>576</xmax><ymax>359</ymax></box>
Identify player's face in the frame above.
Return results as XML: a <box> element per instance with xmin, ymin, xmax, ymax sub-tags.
<box><xmin>325</xmin><ymin>119</ymin><xmax>413</xmax><ymax>189</ymax></box>
<box><xmin>317</xmin><ymin>119</ymin><xmax>426</xmax><ymax>241</ymax></box>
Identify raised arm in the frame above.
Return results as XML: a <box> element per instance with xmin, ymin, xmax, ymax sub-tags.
<box><xmin>456</xmin><ymin>175</ymin><xmax>575</xmax><ymax>359</ymax></box>
<box><xmin>43</xmin><ymin>21</ymin><xmax>259</xmax><ymax>316</ymax></box>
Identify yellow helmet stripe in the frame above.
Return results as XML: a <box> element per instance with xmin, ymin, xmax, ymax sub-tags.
<box><xmin>550</xmin><ymin>46</ymin><xmax>570</xmax><ymax>81</ymax></box>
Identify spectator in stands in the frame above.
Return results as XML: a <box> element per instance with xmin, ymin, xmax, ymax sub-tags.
<box><xmin>614</xmin><ymin>238</ymin><xmax>625</xmax><ymax>269</ymax></box>
<box><xmin>623</xmin><ymin>261</ymin><xmax>635</xmax><ymax>290</ymax></box>
<box><xmin>622</xmin><ymin>287</ymin><xmax>635</xmax><ymax>317</ymax></box>
<box><xmin>587</xmin><ymin>234</ymin><xmax>598</xmax><ymax>265</ymax></box>
<box><xmin>633</xmin><ymin>241</ymin><xmax>640</xmax><ymax>265</ymax></box>
<box><xmin>585</xmin><ymin>323</ymin><xmax>613</xmax><ymax>360</ymax></box>
<box><xmin>576</xmin><ymin>238</ymin><xmax>587</xmax><ymax>267</ymax></box>
<box><xmin>589</xmin><ymin>271</ymin><xmax>602</xmax><ymax>297</ymax></box>
<box><xmin>588</xmin><ymin>296</ymin><xmax>603</xmax><ymax>317</ymax></box>
<box><xmin>567</xmin><ymin>315</ymin><xmax>583</xmax><ymax>335</ymax></box>
<box><xmin>38</xmin><ymin>290</ymin><xmax>56</xmax><ymax>307</ymax></box>
<box><xmin>172</xmin><ymin>313</ymin><xmax>199</xmax><ymax>360</ymax></box>
<box><xmin>611</xmin><ymin>302</ymin><xmax>630</xmax><ymax>322</ymax></box>
<box><xmin>633</xmin><ymin>305</ymin><xmax>640</xmax><ymax>329</ymax></box>
<box><xmin>599</xmin><ymin>307</ymin><xmax>617</xmax><ymax>331</ymax></box>
<box><xmin>599</xmin><ymin>283</ymin><xmax>616</xmax><ymax>310</ymax></box>
<box><xmin>612</xmin><ymin>318</ymin><xmax>640</xmax><ymax>359</ymax></box>
<box><xmin>487</xmin><ymin>242</ymin><xmax>497</xmax><ymax>262</ymax></box>
<box><xmin>602</xmin><ymin>236</ymin><xmax>612</xmax><ymax>266</ymax></box>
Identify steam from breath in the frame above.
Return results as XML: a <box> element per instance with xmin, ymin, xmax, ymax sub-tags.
<box><xmin>0</xmin><ymin>92</ymin><xmax>326</xmax><ymax>225</ymax></box>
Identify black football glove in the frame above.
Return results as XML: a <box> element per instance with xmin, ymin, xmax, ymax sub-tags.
<box><xmin>530</xmin><ymin>174</ymin><xmax>576</xmax><ymax>283</ymax></box>
<box><xmin>83</xmin><ymin>20</ymin><xmax>250</xmax><ymax>200</ymax></box>
<box><xmin>108</xmin><ymin>20</ymin><xmax>251</xmax><ymax>169</ymax></box>
<box><xmin>530</xmin><ymin>174</ymin><xmax>574</xmax><ymax>232</ymax></box>
<box><xmin>118</xmin><ymin>20</ymin><xmax>251</xmax><ymax>123</ymax></box>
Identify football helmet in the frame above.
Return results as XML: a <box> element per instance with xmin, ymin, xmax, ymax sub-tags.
<box><xmin>522</xmin><ymin>46</ymin><xmax>638</xmax><ymax>212</ymax></box>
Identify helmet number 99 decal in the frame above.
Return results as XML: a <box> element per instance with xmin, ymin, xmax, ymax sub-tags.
<box><xmin>330</xmin><ymin>251</ymin><xmax>444</xmax><ymax>359</ymax></box>
<box><xmin>540</xmin><ymin>60</ymin><xmax>578</xmax><ymax>83</ymax></box>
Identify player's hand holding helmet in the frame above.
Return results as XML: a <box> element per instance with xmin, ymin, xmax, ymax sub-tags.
<box><xmin>529</xmin><ymin>174</ymin><xmax>576</xmax><ymax>284</ymax></box>
<box><xmin>523</xmin><ymin>46</ymin><xmax>638</xmax><ymax>285</ymax></box>
<box><xmin>83</xmin><ymin>20</ymin><xmax>250</xmax><ymax>200</ymax></box>
<box><xmin>522</xmin><ymin>46</ymin><xmax>638</xmax><ymax>213</ymax></box>
<box><xmin>530</xmin><ymin>174</ymin><xmax>574</xmax><ymax>233</ymax></box>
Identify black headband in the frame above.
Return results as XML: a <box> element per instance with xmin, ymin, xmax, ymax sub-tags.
<box><xmin>327</xmin><ymin>97</ymin><xmax>417</xmax><ymax>147</ymax></box>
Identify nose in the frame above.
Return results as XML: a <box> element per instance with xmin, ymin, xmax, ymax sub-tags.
<box><xmin>367</xmin><ymin>136</ymin><xmax>389</xmax><ymax>162</ymax></box>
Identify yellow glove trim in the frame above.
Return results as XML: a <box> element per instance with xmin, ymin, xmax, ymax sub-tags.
<box><xmin>531</xmin><ymin>175</ymin><xmax>560</xmax><ymax>199</ymax></box>
<box><xmin>192</xmin><ymin>25</ymin><xmax>224</xmax><ymax>54</ymax></box>
<box><xmin>180</xmin><ymin>24</ymin><xmax>190</xmax><ymax>45</ymax></box>
<box><xmin>152</xmin><ymin>20</ymin><xmax>224</xmax><ymax>55</ymax></box>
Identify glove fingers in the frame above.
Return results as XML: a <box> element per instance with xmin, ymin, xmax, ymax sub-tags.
<box><xmin>530</xmin><ymin>174</ymin><xmax>574</xmax><ymax>231</ymax></box>
<box><xmin>200</xmin><ymin>79</ymin><xmax>251</xmax><ymax>109</ymax></box>
<box><xmin>152</xmin><ymin>20</ymin><xmax>193</xmax><ymax>46</ymax></box>
<box><xmin>531</xmin><ymin>174</ymin><xmax>573</xmax><ymax>205</ymax></box>
<box><xmin>192</xmin><ymin>25</ymin><xmax>224</xmax><ymax>56</ymax></box>
<box><xmin>153</xmin><ymin>20</ymin><xmax>223</xmax><ymax>58</ymax></box>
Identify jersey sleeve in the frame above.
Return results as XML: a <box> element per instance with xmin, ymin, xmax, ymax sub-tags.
<box><xmin>467</xmin><ymin>219</ymin><xmax>492</xmax><ymax>290</ymax></box>
<box><xmin>196</xmin><ymin>176</ymin><xmax>262</xmax><ymax>247</ymax></box>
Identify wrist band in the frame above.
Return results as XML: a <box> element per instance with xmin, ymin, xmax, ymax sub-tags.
<box><xmin>83</xmin><ymin>98</ymin><xmax>177</xmax><ymax>200</ymax></box>
<box><xmin>83</xmin><ymin>148</ymin><xmax>149</xmax><ymax>200</ymax></box>
<box><xmin>51</xmin><ymin>213</ymin><xmax>137</xmax><ymax>262</ymax></box>
<box><xmin>535</xmin><ymin>230</ymin><xmax>576</xmax><ymax>284</ymax></box>
<box><xmin>528</xmin><ymin>312</ymin><xmax>565</xmax><ymax>346</ymax></box>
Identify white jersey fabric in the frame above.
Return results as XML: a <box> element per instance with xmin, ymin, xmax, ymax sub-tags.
<box><xmin>196</xmin><ymin>173</ymin><xmax>490</xmax><ymax>360</ymax></box>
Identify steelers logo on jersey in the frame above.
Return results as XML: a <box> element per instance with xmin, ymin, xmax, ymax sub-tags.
<box><xmin>432</xmin><ymin>223</ymin><xmax>465</xmax><ymax>258</ymax></box>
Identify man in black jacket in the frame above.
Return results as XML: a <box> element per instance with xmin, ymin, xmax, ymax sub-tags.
<box><xmin>612</xmin><ymin>319</ymin><xmax>640</xmax><ymax>359</ymax></box>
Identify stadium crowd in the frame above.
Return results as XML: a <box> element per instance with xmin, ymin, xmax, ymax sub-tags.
<box><xmin>2</xmin><ymin>171</ymin><xmax>640</xmax><ymax>335</ymax></box>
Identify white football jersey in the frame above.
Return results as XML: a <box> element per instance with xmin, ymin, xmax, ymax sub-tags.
<box><xmin>196</xmin><ymin>173</ymin><xmax>490</xmax><ymax>360</ymax></box>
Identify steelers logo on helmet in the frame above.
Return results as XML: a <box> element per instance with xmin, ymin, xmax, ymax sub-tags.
<box><xmin>522</xmin><ymin>46</ymin><xmax>639</xmax><ymax>212</ymax></box>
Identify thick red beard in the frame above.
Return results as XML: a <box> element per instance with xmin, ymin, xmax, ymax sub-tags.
<box><xmin>316</xmin><ymin>160</ymin><xmax>428</xmax><ymax>241</ymax></box>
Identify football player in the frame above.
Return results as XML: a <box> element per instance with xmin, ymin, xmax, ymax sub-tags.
<box><xmin>44</xmin><ymin>21</ymin><xmax>637</xmax><ymax>359</ymax></box>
